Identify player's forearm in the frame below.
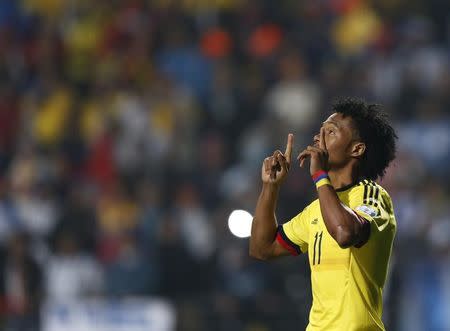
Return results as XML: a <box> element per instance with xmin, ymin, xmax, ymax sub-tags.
<box><xmin>250</xmin><ymin>183</ymin><xmax>280</xmax><ymax>259</ymax></box>
<box><xmin>317</xmin><ymin>185</ymin><xmax>363</xmax><ymax>248</ymax></box>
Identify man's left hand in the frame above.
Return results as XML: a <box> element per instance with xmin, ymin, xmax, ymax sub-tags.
<box><xmin>297</xmin><ymin>127</ymin><xmax>329</xmax><ymax>176</ymax></box>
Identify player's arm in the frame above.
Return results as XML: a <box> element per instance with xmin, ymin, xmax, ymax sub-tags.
<box><xmin>316</xmin><ymin>184</ymin><xmax>370</xmax><ymax>248</ymax></box>
<box><xmin>298</xmin><ymin>128</ymin><xmax>369</xmax><ymax>248</ymax></box>
<box><xmin>249</xmin><ymin>134</ymin><xmax>294</xmax><ymax>260</ymax></box>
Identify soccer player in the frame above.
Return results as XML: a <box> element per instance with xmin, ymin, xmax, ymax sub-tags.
<box><xmin>250</xmin><ymin>98</ymin><xmax>398</xmax><ymax>330</ymax></box>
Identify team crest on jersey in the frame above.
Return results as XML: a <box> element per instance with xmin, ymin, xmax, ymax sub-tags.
<box><xmin>355</xmin><ymin>205</ymin><xmax>378</xmax><ymax>217</ymax></box>
<box><xmin>311</xmin><ymin>218</ymin><xmax>318</xmax><ymax>225</ymax></box>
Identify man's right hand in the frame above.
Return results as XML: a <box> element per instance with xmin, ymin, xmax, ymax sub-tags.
<box><xmin>261</xmin><ymin>134</ymin><xmax>293</xmax><ymax>185</ymax></box>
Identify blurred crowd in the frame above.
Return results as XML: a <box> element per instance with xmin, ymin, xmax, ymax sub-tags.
<box><xmin>0</xmin><ymin>0</ymin><xmax>449</xmax><ymax>330</ymax></box>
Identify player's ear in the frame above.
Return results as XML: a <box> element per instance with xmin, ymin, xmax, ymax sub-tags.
<box><xmin>350</xmin><ymin>142</ymin><xmax>366</xmax><ymax>158</ymax></box>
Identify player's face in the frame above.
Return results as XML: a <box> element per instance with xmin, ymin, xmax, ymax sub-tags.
<box><xmin>314</xmin><ymin>113</ymin><xmax>359</xmax><ymax>168</ymax></box>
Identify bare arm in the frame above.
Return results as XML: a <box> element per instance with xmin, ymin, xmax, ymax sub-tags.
<box><xmin>250</xmin><ymin>183</ymin><xmax>290</xmax><ymax>259</ymax></box>
<box><xmin>249</xmin><ymin>134</ymin><xmax>294</xmax><ymax>260</ymax></box>
<box><xmin>317</xmin><ymin>185</ymin><xmax>369</xmax><ymax>248</ymax></box>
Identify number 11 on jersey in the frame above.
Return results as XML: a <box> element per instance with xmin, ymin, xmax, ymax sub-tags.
<box><xmin>313</xmin><ymin>231</ymin><xmax>323</xmax><ymax>265</ymax></box>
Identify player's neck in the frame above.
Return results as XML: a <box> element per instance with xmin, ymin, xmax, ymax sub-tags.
<box><xmin>328</xmin><ymin>164</ymin><xmax>360</xmax><ymax>191</ymax></box>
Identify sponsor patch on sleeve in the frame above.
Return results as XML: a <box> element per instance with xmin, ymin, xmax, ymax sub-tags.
<box><xmin>355</xmin><ymin>205</ymin><xmax>378</xmax><ymax>217</ymax></box>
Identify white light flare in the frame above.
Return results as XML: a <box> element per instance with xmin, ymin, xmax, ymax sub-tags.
<box><xmin>228</xmin><ymin>209</ymin><xmax>253</xmax><ymax>238</ymax></box>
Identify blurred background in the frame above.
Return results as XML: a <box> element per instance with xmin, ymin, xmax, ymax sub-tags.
<box><xmin>0</xmin><ymin>0</ymin><xmax>449</xmax><ymax>330</ymax></box>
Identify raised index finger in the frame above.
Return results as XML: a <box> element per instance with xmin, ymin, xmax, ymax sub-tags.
<box><xmin>284</xmin><ymin>133</ymin><xmax>294</xmax><ymax>163</ymax></box>
<box><xmin>320</xmin><ymin>127</ymin><xmax>327</xmax><ymax>150</ymax></box>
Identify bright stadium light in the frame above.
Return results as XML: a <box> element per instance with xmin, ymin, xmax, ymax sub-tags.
<box><xmin>228</xmin><ymin>209</ymin><xmax>253</xmax><ymax>238</ymax></box>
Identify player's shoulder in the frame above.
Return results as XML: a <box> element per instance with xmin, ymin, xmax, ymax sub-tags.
<box><xmin>349</xmin><ymin>178</ymin><xmax>394</xmax><ymax>212</ymax></box>
<box><xmin>307</xmin><ymin>197</ymin><xmax>320</xmax><ymax>211</ymax></box>
<box><xmin>295</xmin><ymin>198</ymin><xmax>320</xmax><ymax>219</ymax></box>
<box><xmin>350</xmin><ymin>179</ymin><xmax>390</xmax><ymax>197</ymax></box>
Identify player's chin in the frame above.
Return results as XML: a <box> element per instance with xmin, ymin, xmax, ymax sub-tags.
<box><xmin>328</xmin><ymin>158</ymin><xmax>348</xmax><ymax>169</ymax></box>
<box><xmin>326</xmin><ymin>155</ymin><xmax>338</xmax><ymax>166</ymax></box>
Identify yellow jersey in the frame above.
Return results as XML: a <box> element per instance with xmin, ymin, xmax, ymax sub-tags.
<box><xmin>276</xmin><ymin>179</ymin><xmax>396</xmax><ymax>331</ymax></box>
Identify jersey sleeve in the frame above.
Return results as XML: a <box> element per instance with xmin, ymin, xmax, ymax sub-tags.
<box><xmin>276</xmin><ymin>208</ymin><xmax>310</xmax><ymax>255</ymax></box>
<box><xmin>348</xmin><ymin>183</ymin><xmax>392</xmax><ymax>233</ymax></box>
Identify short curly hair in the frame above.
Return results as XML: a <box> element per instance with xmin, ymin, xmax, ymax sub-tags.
<box><xmin>333</xmin><ymin>98</ymin><xmax>398</xmax><ymax>181</ymax></box>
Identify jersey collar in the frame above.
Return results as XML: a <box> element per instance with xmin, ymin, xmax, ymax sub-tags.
<box><xmin>335</xmin><ymin>178</ymin><xmax>365</xmax><ymax>192</ymax></box>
